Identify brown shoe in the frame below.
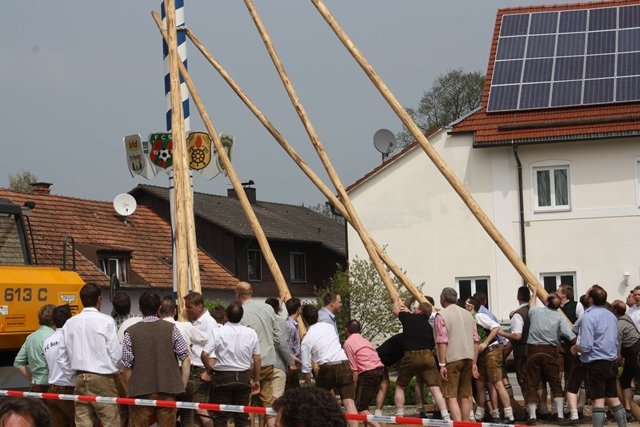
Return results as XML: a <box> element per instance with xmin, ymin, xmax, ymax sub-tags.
<box><xmin>526</xmin><ymin>418</ymin><xmax>537</xmax><ymax>426</ymax></box>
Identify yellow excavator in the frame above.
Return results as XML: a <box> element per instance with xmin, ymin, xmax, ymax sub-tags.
<box><xmin>0</xmin><ymin>197</ymin><xmax>84</xmax><ymax>387</ymax></box>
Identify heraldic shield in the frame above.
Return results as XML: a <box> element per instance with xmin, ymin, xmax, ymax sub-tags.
<box><xmin>186</xmin><ymin>132</ymin><xmax>212</xmax><ymax>171</ymax></box>
<box><xmin>148</xmin><ymin>132</ymin><xmax>173</xmax><ymax>170</ymax></box>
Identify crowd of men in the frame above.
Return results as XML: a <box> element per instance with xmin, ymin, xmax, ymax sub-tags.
<box><xmin>9</xmin><ymin>280</ymin><xmax>640</xmax><ymax>427</ymax></box>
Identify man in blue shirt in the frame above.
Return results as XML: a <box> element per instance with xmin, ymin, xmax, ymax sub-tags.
<box><xmin>571</xmin><ymin>285</ymin><xmax>626</xmax><ymax>427</ymax></box>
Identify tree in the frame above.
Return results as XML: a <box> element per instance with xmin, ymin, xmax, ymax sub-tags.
<box><xmin>304</xmin><ymin>202</ymin><xmax>345</xmax><ymax>225</ymax></box>
<box><xmin>396</xmin><ymin>68</ymin><xmax>485</xmax><ymax>149</ymax></box>
<box><xmin>319</xmin><ymin>255</ymin><xmax>410</xmax><ymax>343</ymax></box>
<box><xmin>8</xmin><ymin>170</ymin><xmax>39</xmax><ymax>193</ymax></box>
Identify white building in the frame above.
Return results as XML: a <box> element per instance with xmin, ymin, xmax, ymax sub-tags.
<box><xmin>347</xmin><ymin>0</ymin><xmax>640</xmax><ymax>320</ymax></box>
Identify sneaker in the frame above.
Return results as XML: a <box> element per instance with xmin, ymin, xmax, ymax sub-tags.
<box><xmin>537</xmin><ymin>411</ymin><xmax>551</xmax><ymax>421</ymax></box>
<box><xmin>418</xmin><ymin>411</ymin><xmax>427</xmax><ymax>419</ymax></box>
<box><xmin>526</xmin><ymin>418</ymin><xmax>538</xmax><ymax>426</ymax></box>
<box><xmin>626</xmin><ymin>409</ymin><xmax>634</xmax><ymax>422</ymax></box>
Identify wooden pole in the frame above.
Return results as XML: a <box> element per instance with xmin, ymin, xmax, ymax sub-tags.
<box><xmin>183</xmin><ymin>27</ymin><xmax>429</xmax><ymax>305</ymax></box>
<box><xmin>310</xmin><ymin>0</ymin><xmax>549</xmax><ymax>303</ymax></box>
<box><xmin>242</xmin><ymin>0</ymin><xmax>413</xmax><ymax>304</ymax></box>
<box><xmin>163</xmin><ymin>0</ymin><xmax>195</xmax><ymax>319</ymax></box>
<box><xmin>152</xmin><ymin>10</ymin><xmax>293</xmax><ymax>302</ymax></box>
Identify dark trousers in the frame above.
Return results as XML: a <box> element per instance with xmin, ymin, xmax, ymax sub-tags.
<box><xmin>211</xmin><ymin>370</ymin><xmax>251</xmax><ymax>427</ymax></box>
<box><xmin>525</xmin><ymin>344</ymin><xmax>562</xmax><ymax>403</ymax></box>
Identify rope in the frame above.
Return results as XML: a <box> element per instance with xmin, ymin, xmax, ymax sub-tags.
<box><xmin>0</xmin><ymin>389</ymin><xmax>526</xmax><ymax>426</ymax></box>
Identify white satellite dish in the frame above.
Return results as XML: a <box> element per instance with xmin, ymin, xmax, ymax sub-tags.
<box><xmin>373</xmin><ymin>129</ymin><xmax>396</xmax><ymax>160</ymax></box>
<box><xmin>113</xmin><ymin>193</ymin><xmax>137</xmax><ymax>217</ymax></box>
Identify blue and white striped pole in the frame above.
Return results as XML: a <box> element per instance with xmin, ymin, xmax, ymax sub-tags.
<box><xmin>161</xmin><ymin>0</ymin><xmax>191</xmax><ymax>293</ymax></box>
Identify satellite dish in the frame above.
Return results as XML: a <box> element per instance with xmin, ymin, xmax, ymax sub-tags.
<box><xmin>113</xmin><ymin>193</ymin><xmax>137</xmax><ymax>217</ymax></box>
<box><xmin>373</xmin><ymin>129</ymin><xmax>396</xmax><ymax>160</ymax></box>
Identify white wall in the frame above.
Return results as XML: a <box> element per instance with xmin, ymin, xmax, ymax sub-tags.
<box><xmin>348</xmin><ymin>130</ymin><xmax>640</xmax><ymax>320</ymax></box>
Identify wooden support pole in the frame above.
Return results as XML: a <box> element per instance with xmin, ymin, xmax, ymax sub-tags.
<box><xmin>152</xmin><ymin>11</ymin><xmax>293</xmax><ymax>302</ymax></box>
<box><xmin>310</xmin><ymin>0</ymin><xmax>549</xmax><ymax>303</ymax></box>
<box><xmin>163</xmin><ymin>0</ymin><xmax>199</xmax><ymax>319</ymax></box>
<box><xmin>242</xmin><ymin>0</ymin><xmax>416</xmax><ymax>304</ymax></box>
<box><xmin>183</xmin><ymin>27</ymin><xmax>429</xmax><ymax>305</ymax></box>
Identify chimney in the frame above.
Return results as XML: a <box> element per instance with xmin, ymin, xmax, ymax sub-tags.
<box><xmin>30</xmin><ymin>182</ymin><xmax>52</xmax><ymax>195</ymax></box>
<box><xmin>227</xmin><ymin>181</ymin><xmax>256</xmax><ymax>203</ymax></box>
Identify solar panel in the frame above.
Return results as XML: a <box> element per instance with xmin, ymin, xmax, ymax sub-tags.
<box><xmin>487</xmin><ymin>4</ymin><xmax>640</xmax><ymax>112</ymax></box>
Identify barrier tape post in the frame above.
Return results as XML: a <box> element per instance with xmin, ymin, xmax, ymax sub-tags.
<box><xmin>1</xmin><ymin>389</ymin><xmax>528</xmax><ymax>426</ymax></box>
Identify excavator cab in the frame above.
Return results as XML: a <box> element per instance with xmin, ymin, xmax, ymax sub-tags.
<box><xmin>0</xmin><ymin>198</ymin><xmax>84</xmax><ymax>356</ymax></box>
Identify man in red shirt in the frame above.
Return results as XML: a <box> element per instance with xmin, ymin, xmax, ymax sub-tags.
<box><xmin>343</xmin><ymin>319</ymin><xmax>384</xmax><ymax>426</ymax></box>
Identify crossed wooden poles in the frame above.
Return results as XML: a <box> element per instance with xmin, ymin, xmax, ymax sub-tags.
<box><xmin>158</xmin><ymin>0</ymin><xmax>550</xmax><ymax>310</ymax></box>
<box><xmin>160</xmin><ymin>0</ymin><xmax>640</xmax><ymax>416</ymax></box>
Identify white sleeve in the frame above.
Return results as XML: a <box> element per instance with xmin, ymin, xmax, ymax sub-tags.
<box><xmin>510</xmin><ymin>313</ymin><xmax>524</xmax><ymax>334</ymax></box>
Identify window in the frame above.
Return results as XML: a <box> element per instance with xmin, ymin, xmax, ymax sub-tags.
<box><xmin>289</xmin><ymin>252</ymin><xmax>306</xmax><ymax>283</ymax></box>
<box><xmin>540</xmin><ymin>272</ymin><xmax>576</xmax><ymax>296</ymax></box>
<box><xmin>533</xmin><ymin>165</ymin><xmax>570</xmax><ymax>211</ymax></box>
<box><xmin>457</xmin><ymin>276</ymin><xmax>490</xmax><ymax>309</ymax></box>
<box><xmin>247</xmin><ymin>249</ymin><xmax>262</xmax><ymax>281</ymax></box>
<box><xmin>636</xmin><ymin>159</ymin><xmax>640</xmax><ymax>207</ymax></box>
<box><xmin>99</xmin><ymin>257</ymin><xmax>128</xmax><ymax>283</ymax></box>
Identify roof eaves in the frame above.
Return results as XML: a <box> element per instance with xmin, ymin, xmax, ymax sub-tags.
<box><xmin>473</xmin><ymin>129</ymin><xmax>640</xmax><ymax>148</ymax></box>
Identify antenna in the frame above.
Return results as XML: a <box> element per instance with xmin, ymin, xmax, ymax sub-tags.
<box><xmin>113</xmin><ymin>193</ymin><xmax>137</xmax><ymax>225</ymax></box>
<box><xmin>373</xmin><ymin>129</ymin><xmax>396</xmax><ymax>162</ymax></box>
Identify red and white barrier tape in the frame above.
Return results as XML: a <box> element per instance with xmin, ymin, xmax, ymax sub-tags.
<box><xmin>0</xmin><ymin>389</ymin><xmax>524</xmax><ymax>426</ymax></box>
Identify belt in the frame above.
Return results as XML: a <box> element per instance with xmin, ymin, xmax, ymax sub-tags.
<box><xmin>405</xmin><ymin>348</ymin><xmax>434</xmax><ymax>353</ymax></box>
<box><xmin>361</xmin><ymin>367</ymin><xmax>384</xmax><ymax>375</ymax></box>
<box><xmin>321</xmin><ymin>360</ymin><xmax>348</xmax><ymax>367</ymax></box>
<box><xmin>483</xmin><ymin>344</ymin><xmax>502</xmax><ymax>353</ymax></box>
<box><xmin>190</xmin><ymin>366</ymin><xmax>206</xmax><ymax>373</ymax></box>
<box><xmin>76</xmin><ymin>370</ymin><xmax>117</xmax><ymax>378</ymax></box>
<box><xmin>48</xmin><ymin>385</ymin><xmax>75</xmax><ymax>394</ymax></box>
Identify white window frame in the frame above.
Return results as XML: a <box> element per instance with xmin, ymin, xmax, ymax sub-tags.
<box><xmin>532</xmin><ymin>163</ymin><xmax>571</xmax><ymax>212</ymax></box>
<box><xmin>289</xmin><ymin>252</ymin><xmax>307</xmax><ymax>283</ymax></box>
<box><xmin>247</xmin><ymin>249</ymin><xmax>262</xmax><ymax>282</ymax></box>
<box><xmin>99</xmin><ymin>257</ymin><xmax>128</xmax><ymax>283</ymax></box>
<box><xmin>456</xmin><ymin>276</ymin><xmax>490</xmax><ymax>308</ymax></box>
<box><xmin>635</xmin><ymin>158</ymin><xmax>640</xmax><ymax>207</ymax></box>
<box><xmin>539</xmin><ymin>271</ymin><xmax>577</xmax><ymax>296</ymax></box>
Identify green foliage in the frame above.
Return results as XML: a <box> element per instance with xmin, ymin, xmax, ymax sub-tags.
<box><xmin>382</xmin><ymin>378</ymin><xmax>434</xmax><ymax>406</ymax></box>
<box><xmin>320</xmin><ymin>255</ymin><xmax>409</xmax><ymax>344</ymax></box>
<box><xmin>8</xmin><ymin>170</ymin><xmax>39</xmax><ymax>193</ymax></box>
<box><xmin>303</xmin><ymin>202</ymin><xmax>346</xmax><ymax>225</ymax></box>
<box><xmin>204</xmin><ymin>299</ymin><xmax>227</xmax><ymax>322</ymax></box>
<box><xmin>396</xmin><ymin>68</ymin><xmax>485</xmax><ymax>148</ymax></box>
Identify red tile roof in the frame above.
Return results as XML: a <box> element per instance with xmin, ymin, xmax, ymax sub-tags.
<box><xmin>450</xmin><ymin>0</ymin><xmax>640</xmax><ymax>146</ymax></box>
<box><xmin>0</xmin><ymin>188</ymin><xmax>237</xmax><ymax>291</ymax></box>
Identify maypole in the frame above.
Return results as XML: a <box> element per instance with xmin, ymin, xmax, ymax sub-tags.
<box><xmin>161</xmin><ymin>0</ymin><xmax>201</xmax><ymax>320</ymax></box>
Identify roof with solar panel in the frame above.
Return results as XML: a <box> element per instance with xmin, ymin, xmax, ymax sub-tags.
<box><xmin>451</xmin><ymin>0</ymin><xmax>640</xmax><ymax>146</ymax></box>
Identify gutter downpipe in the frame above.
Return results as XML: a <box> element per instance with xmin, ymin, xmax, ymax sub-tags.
<box><xmin>512</xmin><ymin>143</ymin><xmax>527</xmax><ymax>277</ymax></box>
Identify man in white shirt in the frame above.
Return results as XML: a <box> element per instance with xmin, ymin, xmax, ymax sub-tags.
<box><xmin>301</xmin><ymin>304</ymin><xmax>358</xmax><ymax>427</ymax></box>
<box><xmin>202</xmin><ymin>302</ymin><xmax>261</xmax><ymax>427</ymax></box>
<box><xmin>627</xmin><ymin>285</ymin><xmax>640</xmax><ymax>330</ymax></box>
<box><xmin>43</xmin><ymin>305</ymin><xmax>76</xmax><ymax>427</ymax></box>
<box><xmin>57</xmin><ymin>283</ymin><xmax>122</xmax><ymax>427</ymax></box>
<box><xmin>184</xmin><ymin>291</ymin><xmax>219</xmax><ymax>427</ymax></box>
<box><xmin>158</xmin><ymin>295</ymin><xmax>209</xmax><ymax>427</ymax></box>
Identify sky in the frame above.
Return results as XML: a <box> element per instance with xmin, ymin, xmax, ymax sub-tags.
<box><xmin>1</xmin><ymin>0</ymin><xmax>579</xmax><ymax>207</ymax></box>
